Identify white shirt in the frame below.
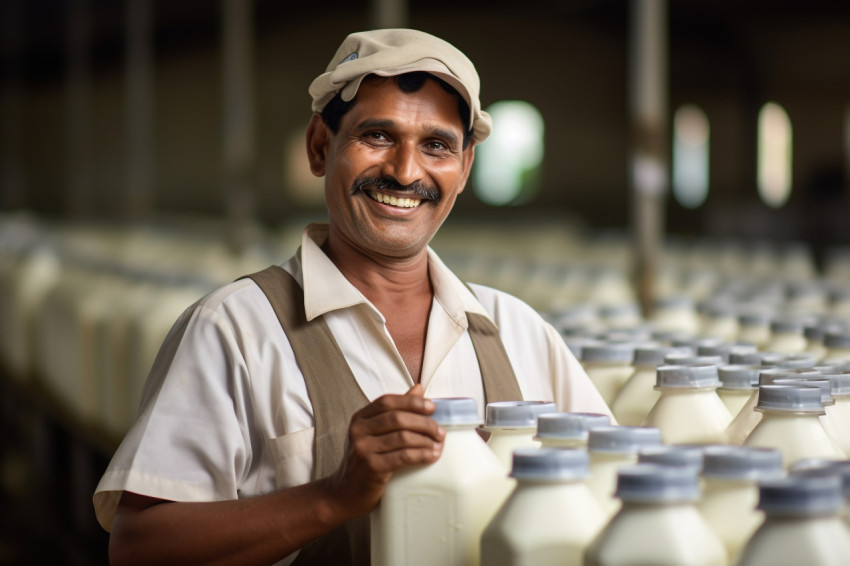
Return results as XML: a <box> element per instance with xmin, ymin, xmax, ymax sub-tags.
<box><xmin>93</xmin><ymin>223</ymin><xmax>612</xmax><ymax>542</ymax></box>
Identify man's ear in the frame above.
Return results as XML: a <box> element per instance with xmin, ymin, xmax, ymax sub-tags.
<box><xmin>306</xmin><ymin>113</ymin><xmax>330</xmax><ymax>177</ymax></box>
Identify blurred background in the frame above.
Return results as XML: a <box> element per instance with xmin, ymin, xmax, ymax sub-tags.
<box><xmin>1</xmin><ymin>0</ymin><xmax>850</xmax><ymax>563</ymax></box>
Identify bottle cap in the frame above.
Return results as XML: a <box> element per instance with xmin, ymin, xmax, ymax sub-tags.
<box><xmin>824</xmin><ymin>330</ymin><xmax>850</xmax><ymax>349</ymax></box>
<box><xmin>771</xmin><ymin>377</ymin><xmax>834</xmax><ymax>406</ymax></box>
<box><xmin>755</xmin><ymin>385</ymin><xmax>825</xmax><ymax>414</ymax></box>
<box><xmin>615</xmin><ymin>464</ymin><xmax>701</xmax><ymax>503</ymax></box>
<box><xmin>698</xmin><ymin>342</ymin><xmax>757</xmax><ymax>364</ymax></box>
<box><xmin>633</xmin><ymin>345</ymin><xmax>691</xmax><ymax>367</ymax></box>
<box><xmin>588</xmin><ymin>426</ymin><xmax>662</xmax><ymax>454</ymax></box>
<box><xmin>738</xmin><ymin>311</ymin><xmax>774</xmax><ymax>326</ymax></box>
<box><xmin>653</xmin><ymin>295</ymin><xmax>695</xmax><ymax>310</ymax></box>
<box><xmin>718</xmin><ymin>365</ymin><xmax>759</xmax><ymax>390</ymax></box>
<box><xmin>770</xmin><ymin>317</ymin><xmax>806</xmax><ymax>334</ymax></box>
<box><xmin>431</xmin><ymin>397</ymin><xmax>481</xmax><ymax>426</ymax></box>
<box><xmin>804</xmin><ymin>324</ymin><xmax>825</xmax><ymax>342</ymax></box>
<box><xmin>535</xmin><ymin>412</ymin><xmax>611</xmax><ymax>440</ymax></box>
<box><xmin>562</xmin><ymin>337</ymin><xmax>603</xmax><ymax>361</ymax></box>
<box><xmin>758</xmin><ymin>367</ymin><xmax>821</xmax><ymax>385</ymax></box>
<box><xmin>821</xmin><ymin>372</ymin><xmax>850</xmax><ymax>396</ymax></box>
<box><xmin>510</xmin><ymin>447</ymin><xmax>589</xmax><ymax>481</ymax></box>
<box><xmin>757</xmin><ymin>475</ymin><xmax>844</xmax><ymax>516</ymax></box>
<box><xmin>638</xmin><ymin>445</ymin><xmax>704</xmax><ymax>473</ymax></box>
<box><xmin>655</xmin><ymin>364</ymin><xmax>722</xmax><ymax>389</ymax></box>
<box><xmin>581</xmin><ymin>342</ymin><xmax>636</xmax><ymax>363</ymax></box>
<box><xmin>728</xmin><ymin>350</ymin><xmax>765</xmax><ymax>365</ymax></box>
<box><xmin>701</xmin><ymin>445</ymin><xmax>784</xmax><ymax>481</ymax></box>
<box><xmin>662</xmin><ymin>353</ymin><xmax>724</xmax><ymax>366</ymax></box>
<box><xmin>776</xmin><ymin>353</ymin><xmax>817</xmax><ymax>369</ymax></box>
<box><xmin>485</xmin><ymin>400</ymin><xmax>557</xmax><ymax>428</ymax></box>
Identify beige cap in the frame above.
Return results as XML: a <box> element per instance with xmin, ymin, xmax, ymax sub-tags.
<box><xmin>309</xmin><ymin>28</ymin><xmax>491</xmax><ymax>143</ymax></box>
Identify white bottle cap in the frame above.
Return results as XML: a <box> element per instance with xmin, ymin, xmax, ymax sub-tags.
<box><xmin>701</xmin><ymin>445</ymin><xmax>784</xmax><ymax>481</ymax></box>
<box><xmin>431</xmin><ymin>397</ymin><xmax>481</xmax><ymax>426</ymax></box>
<box><xmin>510</xmin><ymin>447</ymin><xmax>589</xmax><ymax>481</ymax></box>
<box><xmin>754</xmin><ymin>385</ymin><xmax>825</xmax><ymax>414</ymax></box>
<box><xmin>615</xmin><ymin>464</ymin><xmax>701</xmax><ymax>503</ymax></box>
<box><xmin>485</xmin><ymin>400</ymin><xmax>557</xmax><ymax>428</ymax></box>
<box><xmin>587</xmin><ymin>426</ymin><xmax>662</xmax><ymax>454</ymax></box>
<box><xmin>535</xmin><ymin>412</ymin><xmax>611</xmax><ymax>440</ymax></box>
<box><xmin>718</xmin><ymin>364</ymin><xmax>759</xmax><ymax>390</ymax></box>
<box><xmin>581</xmin><ymin>343</ymin><xmax>636</xmax><ymax>363</ymax></box>
<box><xmin>757</xmin><ymin>475</ymin><xmax>844</xmax><ymax>517</ymax></box>
<box><xmin>655</xmin><ymin>364</ymin><xmax>722</xmax><ymax>389</ymax></box>
<box><xmin>771</xmin><ymin>377</ymin><xmax>834</xmax><ymax>406</ymax></box>
<box><xmin>638</xmin><ymin>445</ymin><xmax>704</xmax><ymax>473</ymax></box>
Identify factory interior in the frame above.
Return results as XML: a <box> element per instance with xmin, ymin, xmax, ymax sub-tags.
<box><xmin>2</xmin><ymin>0</ymin><xmax>850</xmax><ymax>564</ymax></box>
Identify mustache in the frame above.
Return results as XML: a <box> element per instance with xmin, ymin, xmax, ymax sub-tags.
<box><xmin>351</xmin><ymin>175</ymin><xmax>441</xmax><ymax>204</ymax></box>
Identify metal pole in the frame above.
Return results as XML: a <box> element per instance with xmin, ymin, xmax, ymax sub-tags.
<box><xmin>222</xmin><ymin>0</ymin><xmax>257</xmax><ymax>252</ymax></box>
<box><xmin>124</xmin><ymin>0</ymin><xmax>155</xmax><ymax>219</ymax></box>
<box><xmin>629</xmin><ymin>0</ymin><xmax>668</xmax><ymax>316</ymax></box>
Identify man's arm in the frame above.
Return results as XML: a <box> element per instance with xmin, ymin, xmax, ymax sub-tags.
<box><xmin>109</xmin><ymin>384</ymin><xmax>444</xmax><ymax>566</ymax></box>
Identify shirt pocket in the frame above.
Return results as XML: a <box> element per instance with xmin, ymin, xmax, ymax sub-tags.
<box><xmin>267</xmin><ymin>427</ymin><xmax>314</xmax><ymax>490</ymax></box>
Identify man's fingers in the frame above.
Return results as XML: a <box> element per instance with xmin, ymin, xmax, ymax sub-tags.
<box><xmin>354</xmin><ymin>389</ymin><xmax>435</xmax><ymax>420</ymax></box>
<box><xmin>353</xmin><ymin>409</ymin><xmax>445</xmax><ymax>443</ymax></box>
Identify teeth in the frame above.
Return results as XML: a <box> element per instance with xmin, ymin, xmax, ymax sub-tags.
<box><xmin>367</xmin><ymin>190</ymin><xmax>421</xmax><ymax>208</ymax></box>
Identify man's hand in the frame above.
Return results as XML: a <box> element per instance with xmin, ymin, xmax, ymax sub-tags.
<box><xmin>324</xmin><ymin>384</ymin><xmax>445</xmax><ymax>520</ymax></box>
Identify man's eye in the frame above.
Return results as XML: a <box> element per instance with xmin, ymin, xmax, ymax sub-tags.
<box><xmin>426</xmin><ymin>141</ymin><xmax>447</xmax><ymax>151</ymax></box>
<box><xmin>365</xmin><ymin>132</ymin><xmax>387</xmax><ymax>142</ymax></box>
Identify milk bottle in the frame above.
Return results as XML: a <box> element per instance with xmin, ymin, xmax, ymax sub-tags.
<box><xmin>642</xmin><ymin>364</ymin><xmax>732</xmax><ymax>444</ymax></box>
<box><xmin>535</xmin><ymin>412</ymin><xmax>611</xmax><ymax>449</ymax></box>
<box><xmin>764</xmin><ymin>317</ymin><xmax>808</xmax><ymax>354</ymax></box>
<box><xmin>823</xmin><ymin>329</ymin><xmax>850</xmax><ymax>363</ymax></box>
<box><xmin>586</xmin><ymin>426</ymin><xmax>662</xmax><ymax>517</ymax></box>
<box><xmin>699</xmin><ymin>302</ymin><xmax>740</xmax><ymax>342</ymax></box>
<box><xmin>580</xmin><ymin>343</ymin><xmax>636</xmax><ymax>405</ymax></box>
<box><xmin>736</xmin><ymin>311</ymin><xmax>773</xmax><ymax>348</ymax></box>
<box><xmin>371</xmin><ymin>397</ymin><xmax>511</xmax><ymax>566</ymax></box>
<box><xmin>611</xmin><ymin>345</ymin><xmax>688</xmax><ymax>426</ymax></box>
<box><xmin>637</xmin><ymin>445</ymin><xmax>704</xmax><ymax>473</ymax></box>
<box><xmin>743</xmin><ymin>385</ymin><xmax>846</xmax><ymax>467</ymax></box>
<box><xmin>649</xmin><ymin>295</ymin><xmax>701</xmax><ymax>335</ymax></box>
<box><xmin>697</xmin><ymin>342</ymin><xmax>757</xmax><ymax>364</ymax></box>
<box><xmin>697</xmin><ymin>445</ymin><xmax>784</xmax><ymax>563</ymax></box>
<box><xmin>583</xmin><ymin>464</ymin><xmax>728</xmax><ymax>566</ymax></box>
<box><xmin>716</xmin><ymin>365</ymin><xmax>758</xmax><ymax>417</ymax></box>
<box><xmin>790</xmin><ymin>459</ymin><xmax>850</xmax><ymax>528</ymax></box>
<box><xmin>736</xmin><ymin>474</ymin><xmax>850</xmax><ymax>566</ymax></box>
<box><xmin>483</xmin><ymin>401</ymin><xmax>557</xmax><ymax>471</ymax></box>
<box><xmin>803</xmin><ymin>323</ymin><xmax>827</xmax><ymax>361</ymax></box>
<box><xmin>771</xmin><ymin>376</ymin><xmax>848</xmax><ymax>457</ymax></box>
<box><xmin>481</xmin><ymin>448</ymin><xmax>607</xmax><ymax>566</ymax></box>
<box><xmin>819</xmin><ymin>373</ymin><xmax>850</xmax><ymax>455</ymax></box>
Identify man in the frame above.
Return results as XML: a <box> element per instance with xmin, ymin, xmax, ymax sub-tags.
<box><xmin>94</xmin><ymin>29</ymin><xmax>612</xmax><ymax>566</ymax></box>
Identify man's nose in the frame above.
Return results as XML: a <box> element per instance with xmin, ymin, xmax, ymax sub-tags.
<box><xmin>382</xmin><ymin>142</ymin><xmax>424</xmax><ymax>188</ymax></box>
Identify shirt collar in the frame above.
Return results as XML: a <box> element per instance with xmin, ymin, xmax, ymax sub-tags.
<box><xmin>297</xmin><ymin>223</ymin><xmax>495</xmax><ymax>329</ymax></box>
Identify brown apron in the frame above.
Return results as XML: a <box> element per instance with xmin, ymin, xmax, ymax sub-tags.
<box><xmin>244</xmin><ymin>265</ymin><xmax>522</xmax><ymax>566</ymax></box>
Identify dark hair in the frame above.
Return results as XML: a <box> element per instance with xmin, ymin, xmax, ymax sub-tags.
<box><xmin>320</xmin><ymin>71</ymin><xmax>473</xmax><ymax>149</ymax></box>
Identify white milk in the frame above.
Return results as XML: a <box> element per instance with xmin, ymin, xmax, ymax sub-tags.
<box><xmin>480</xmin><ymin>448</ymin><xmax>606</xmax><ymax>566</ymax></box>
<box><xmin>371</xmin><ymin>397</ymin><xmax>512</xmax><ymax>566</ymax></box>
<box><xmin>743</xmin><ymin>385</ymin><xmax>846</xmax><ymax>468</ymax></box>
<box><xmin>580</xmin><ymin>343</ymin><xmax>636</xmax><ymax>405</ymax></box>
<box><xmin>611</xmin><ymin>345</ymin><xmax>689</xmax><ymax>426</ymax></box>
<box><xmin>586</xmin><ymin>426</ymin><xmax>662</xmax><ymax>518</ymax></box>
<box><xmin>697</xmin><ymin>445</ymin><xmax>784</xmax><ymax>564</ymax></box>
<box><xmin>736</xmin><ymin>475</ymin><xmax>850</xmax><ymax>566</ymax></box>
<box><xmin>584</xmin><ymin>464</ymin><xmax>728</xmax><ymax>566</ymax></box>
<box><xmin>483</xmin><ymin>401</ymin><xmax>557</xmax><ymax>471</ymax></box>
<box><xmin>642</xmin><ymin>364</ymin><xmax>732</xmax><ymax>445</ymax></box>
<box><xmin>535</xmin><ymin>412</ymin><xmax>611</xmax><ymax>449</ymax></box>
<box><xmin>764</xmin><ymin>318</ymin><xmax>808</xmax><ymax>354</ymax></box>
<box><xmin>716</xmin><ymin>365</ymin><xmax>758</xmax><ymax>417</ymax></box>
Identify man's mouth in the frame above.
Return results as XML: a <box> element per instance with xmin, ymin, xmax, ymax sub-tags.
<box><xmin>366</xmin><ymin>189</ymin><xmax>422</xmax><ymax>208</ymax></box>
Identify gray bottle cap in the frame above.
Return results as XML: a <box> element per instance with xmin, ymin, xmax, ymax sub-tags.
<box><xmin>662</xmin><ymin>353</ymin><xmax>724</xmax><ymax>366</ymax></box>
<box><xmin>535</xmin><ymin>412</ymin><xmax>612</xmax><ymax>439</ymax></box>
<box><xmin>588</xmin><ymin>426</ymin><xmax>662</xmax><ymax>454</ymax></box>
<box><xmin>638</xmin><ymin>445</ymin><xmax>704</xmax><ymax>472</ymax></box>
<box><xmin>824</xmin><ymin>330</ymin><xmax>850</xmax><ymax>349</ymax></box>
<box><xmin>821</xmin><ymin>372</ymin><xmax>850</xmax><ymax>396</ymax></box>
<box><xmin>777</xmin><ymin>353</ymin><xmax>818</xmax><ymax>369</ymax></box>
<box><xmin>697</xmin><ymin>343</ymin><xmax>758</xmax><ymax>364</ymax></box>
<box><xmin>755</xmin><ymin>385</ymin><xmax>825</xmax><ymax>414</ymax></box>
<box><xmin>650</xmin><ymin>329</ymin><xmax>695</xmax><ymax>344</ymax></box>
<box><xmin>701</xmin><ymin>445</ymin><xmax>784</xmax><ymax>481</ymax></box>
<box><xmin>581</xmin><ymin>342</ymin><xmax>636</xmax><ymax>363</ymax></box>
<box><xmin>510</xmin><ymin>447</ymin><xmax>589</xmax><ymax>481</ymax></box>
<box><xmin>772</xmin><ymin>378</ymin><xmax>834</xmax><ymax>406</ymax></box>
<box><xmin>563</xmin><ymin>337</ymin><xmax>603</xmax><ymax>361</ymax></box>
<box><xmin>615</xmin><ymin>464</ymin><xmax>701</xmax><ymax>503</ymax></box>
<box><xmin>655</xmin><ymin>364</ymin><xmax>722</xmax><ymax>389</ymax></box>
<box><xmin>757</xmin><ymin>475</ymin><xmax>844</xmax><ymax>516</ymax></box>
<box><xmin>633</xmin><ymin>345</ymin><xmax>691</xmax><ymax>367</ymax></box>
<box><xmin>789</xmin><ymin>458</ymin><xmax>845</xmax><ymax>474</ymax></box>
<box><xmin>485</xmin><ymin>401</ymin><xmax>557</xmax><ymax>427</ymax></box>
<box><xmin>770</xmin><ymin>317</ymin><xmax>806</xmax><ymax>334</ymax></box>
<box><xmin>718</xmin><ymin>365</ymin><xmax>760</xmax><ymax>390</ymax></box>
<box><xmin>728</xmin><ymin>350</ymin><xmax>765</xmax><ymax>365</ymax></box>
<box><xmin>804</xmin><ymin>324</ymin><xmax>825</xmax><ymax>342</ymax></box>
<box><xmin>738</xmin><ymin>311</ymin><xmax>774</xmax><ymax>326</ymax></box>
<box><xmin>758</xmin><ymin>367</ymin><xmax>821</xmax><ymax>385</ymax></box>
<box><xmin>653</xmin><ymin>295</ymin><xmax>694</xmax><ymax>309</ymax></box>
<box><xmin>431</xmin><ymin>398</ymin><xmax>481</xmax><ymax>426</ymax></box>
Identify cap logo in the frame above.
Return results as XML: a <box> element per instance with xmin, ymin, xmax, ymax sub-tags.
<box><xmin>340</xmin><ymin>52</ymin><xmax>358</xmax><ymax>64</ymax></box>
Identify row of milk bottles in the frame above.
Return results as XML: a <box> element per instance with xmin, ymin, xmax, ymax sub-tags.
<box><xmin>370</xmin><ymin>399</ymin><xmax>850</xmax><ymax>565</ymax></box>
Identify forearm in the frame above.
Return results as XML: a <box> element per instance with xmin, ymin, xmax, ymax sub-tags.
<box><xmin>109</xmin><ymin>477</ymin><xmax>351</xmax><ymax>566</ymax></box>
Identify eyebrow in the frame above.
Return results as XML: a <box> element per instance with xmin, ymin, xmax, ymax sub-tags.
<box><xmin>354</xmin><ymin>119</ymin><xmax>460</xmax><ymax>149</ymax></box>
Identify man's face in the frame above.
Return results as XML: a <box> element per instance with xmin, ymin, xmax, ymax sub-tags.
<box><xmin>307</xmin><ymin>76</ymin><xmax>474</xmax><ymax>260</ymax></box>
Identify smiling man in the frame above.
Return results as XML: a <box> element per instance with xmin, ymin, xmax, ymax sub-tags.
<box><xmin>94</xmin><ymin>29</ymin><xmax>612</xmax><ymax>566</ymax></box>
